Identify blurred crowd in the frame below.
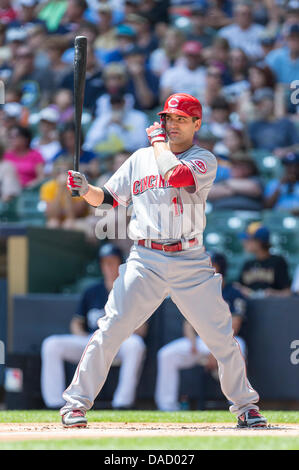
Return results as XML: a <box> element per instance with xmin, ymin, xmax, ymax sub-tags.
<box><xmin>0</xmin><ymin>0</ymin><xmax>298</xmax><ymax>275</ymax></box>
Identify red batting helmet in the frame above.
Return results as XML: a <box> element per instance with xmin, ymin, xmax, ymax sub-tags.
<box><xmin>158</xmin><ymin>93</ymin><xmax>202</xmax><ymax>119</ymax></box>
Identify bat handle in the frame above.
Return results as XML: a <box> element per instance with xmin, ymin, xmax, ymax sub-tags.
<box><xmin>71</xmin><ymin>189</ymin><xmax>80</xmax><ymax>197</ymax></box>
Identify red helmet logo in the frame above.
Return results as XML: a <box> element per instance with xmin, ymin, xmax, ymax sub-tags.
<box><xmin>158</xmin><ymin>93</ymin><xmax>202</xmax><ymax>119</ymax></box>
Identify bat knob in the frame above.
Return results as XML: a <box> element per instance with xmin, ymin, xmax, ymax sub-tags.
<box><xmin>71</xmin><ymin>189</ymin><xmax>80</xmax><ymax>198</ymax></box>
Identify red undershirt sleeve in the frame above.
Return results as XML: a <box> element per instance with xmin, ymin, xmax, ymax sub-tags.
<box><xmin>167</xmin><ymin>163</ymin><xmax>196</xmax><ymax>188</ymax></box>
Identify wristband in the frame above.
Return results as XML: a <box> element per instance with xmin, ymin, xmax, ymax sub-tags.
<box><xmin>155</xmin><ymin>150</ymin><xmax>180</xmax><ymax>178</ymax></box>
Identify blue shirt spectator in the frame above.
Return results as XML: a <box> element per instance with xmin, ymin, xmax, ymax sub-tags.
<box><xmin>265</xmin><ymin>24</ymin><xmax>299</xmax><ymax>84</ymax></box>
<box><xmin>264</xmin><ymin>153</ymin><xmax>299</xmax><ymax>211</ymax></box>
<box><xmin>248</xmin><ymin>88</ymin><xmax>299</xmax><ymax>155</ymax></box>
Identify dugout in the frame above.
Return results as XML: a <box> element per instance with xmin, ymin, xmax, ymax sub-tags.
<box><xmin>3</xmin><ymin>294</ymin><xmax>299</xmax><ymax>410</ymax></box>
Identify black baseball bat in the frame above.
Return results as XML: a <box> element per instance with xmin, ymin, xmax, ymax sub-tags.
<box><xmin>72</xmin><ymin>36</ymin><xmax>87</xmax><ymax>197</ymax></box>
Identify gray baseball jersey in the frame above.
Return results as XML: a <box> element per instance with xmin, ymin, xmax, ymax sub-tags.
<box><xmin>104</xmin><ymin>145</ymin><xmax>217</xmax><ymax>242</ymax></box>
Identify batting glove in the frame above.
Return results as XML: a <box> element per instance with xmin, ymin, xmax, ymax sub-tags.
<box><xmin>146</xmin><ymin>119</ymin><xmax>166</xmax><ymax>146</ymax></box>
<box><xmin>67</xmin><ymin>170</ymin><xmax>89</xmax><ymax>196</ymax></box>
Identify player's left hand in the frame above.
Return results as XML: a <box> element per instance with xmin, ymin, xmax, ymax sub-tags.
<box><xmin>146</xmin><ymin>120</ymin><xmax>166</xmax><ymax>146</ymax></box>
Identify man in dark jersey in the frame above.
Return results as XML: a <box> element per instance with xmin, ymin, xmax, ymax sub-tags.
<box><xmin>41</xmin><ymin>243</ymin><xmax>147</xmax><ymax>409</ymax></box>
<box><xmin>239</xmin><ymin>223</ymin><xmax>291</xmax><ymax>297</ymax></box>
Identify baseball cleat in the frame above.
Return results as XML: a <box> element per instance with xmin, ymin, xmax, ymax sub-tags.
<box><xmin>237</xmin><ymin>409</ymin><xmax>268</xmax><ymax>428</ymax></box>
<box><xmin>61</xmin><ymin>410</ymin><xmax>87</xmax><ymax>428</ymax></box>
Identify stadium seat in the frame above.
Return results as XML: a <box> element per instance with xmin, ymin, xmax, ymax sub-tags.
<box><xmin>16</xmin><ymin>190</ymin><xmax>46</xmax><ymax>226</ymax></box>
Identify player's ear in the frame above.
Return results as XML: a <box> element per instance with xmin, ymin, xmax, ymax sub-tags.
<box><xmin>194</xmin><ymin>118</ymin><xmax>202</xmax><ymax>132</ymax></box>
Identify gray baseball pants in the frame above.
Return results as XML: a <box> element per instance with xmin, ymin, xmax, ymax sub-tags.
<box><xmin>60</xmin><ymin>244</ymin><xmax>259</xmax><ymax>416</ymax></box>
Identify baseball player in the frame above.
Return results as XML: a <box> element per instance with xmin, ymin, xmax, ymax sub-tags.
<box><xmin>63</xmin><ymin>92</ymin><xmax>267</xmax><ymax>428</ymax></box>
<box><xmin>41</xmin><ymin>244</ymin><xmax>147</xmax><ymax>410</ymax></box>
<box><xmin>155</xmin><ymin>253</ymin><xmax>247</xmax><ymax>411</ymax></box>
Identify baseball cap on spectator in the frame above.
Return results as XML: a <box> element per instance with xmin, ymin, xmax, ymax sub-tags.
<box><xmin>282</xmin><ymin>152</ymin><xmax>299</xmax><ymax>165</ymax></box>
<box><xmin>190</xmin><ymin>1</ymin><xmax>208</xmax><ymax>15</ymax></box>
<box><xmin>240</xmin><ymin>222</ymin><xmax>270</xmax><ymax>243</ymax></box>
<box><xmin>103</xmin><ymin>62</ymin><xmax>127</xmax><ymax>78</ymax></box>
<box><xmin>211</xmin><ymin>252</ymin><xmax>227</xmax><ymax>276</ymax></box>
<box><xmin>182</xmin><ymin>40</ymin><xmax>203</xmax><ymax>55</ymax></box>
<box><xmin>122</xmin><ymin>44</ymin><xmax>145</xmax><ymax>57</ymax></box>
<box><xmin>6</xmin><ymin>28</ymin><xmax>27</xmax><ymax>43</ymax></box>
<box><xmin>285</xmin><ymin>23</ymin><xmax>299</xmax><ymax>36</ymax></box>
<box><xmin>126</xmin><ymin>13</ymin><xmax>149</xmax><ymax>24</ymax></box>
<box><xmin>98</xmin><ymin>243</ymin><xmax>123</xmax><ymax>262</ymax></box>
<box><xmin>116</xmin><ymin>24</ymin><xmax>136</xmax><ymax>38</ymax></box>
<box><xmin>39</xmin><ymin>107</ymin><xmax>59</xmax><ymax>123</ymax></box>
<box><xmin>260</xmin><ymin>30</ymin><xmax>277</xmax><ymax>46</ymax></box>
<box><xmin>96</xmin><ymin>3</ymin><xmax>112</xmax><ymax>13</ymax></box>
<box><xmin>19</xmin><ymin>0</ymin><xmax>37</xmax><ymax>6</ymax></box>
<box><xmin>252</xmin><ymin>87</ymin><xmax>274</xmax><ymax>103</ymax></box>
<box><xmin>287</xmin><ymin>0</ymin><xmax>299</xmax><ymax>12</ymax></box>
<box><xmin>3</xmin><ymin>102</ymin><xmax>23</xmax><ymax>118</ymax></box>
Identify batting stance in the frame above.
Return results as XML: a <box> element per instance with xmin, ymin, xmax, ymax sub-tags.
<box><xmin>63</xmin><ymin>93</ymin><xmax>267</xmax><ymax>428</ymax></box>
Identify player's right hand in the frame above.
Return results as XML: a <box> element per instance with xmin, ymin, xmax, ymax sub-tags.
<box><xmin>146</xmin><ymin>120</ymin><xmax>166</xmax><ymax>146</ymax></box>
<box><xmin>67</xmin><ymin>170</ymin><xmax>89</xmax><ymax>196</ymax></box>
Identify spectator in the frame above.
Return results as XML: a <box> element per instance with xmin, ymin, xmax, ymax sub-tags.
<box><xmin>51</xmin><ymin>89</ymin><xmax>74</xmax><ymax>126</ymax></box>
<box><xmin>44</xmin><ymin>35</ymin><xmax>71</xmax><ymax>87</ymax></box>
<box><xmin>26</xmin><ymin>24</ymin><xmax>51</xmax><ymax>70</ymax></box>
<box><xmin>213</xmin><ymin>126</ymin><xmax>249</xmax><ymax>160</ymax></box>
<box><xmin>94</xmin><ymin>62</ymin><xmax>133</xmax><ymax>118</ymax></box>
<box><xmin>207</xmin><ymin>37</ymin><xmax>231</xmax><ymax>85</ymax></box>
<box><xmin>96</xmin><ymin>151</ymin><xmax>130</xmax><ymax>187</ymax></box>
<box><xmin>94</xmin><ymin>3</ymin><xmax>117</xmax><ymax>55</ymax></box>
<box><xmin>264</xmin><ymin>152</ymin><xmax>299</xmax><ymax>212</ymax></box>
<box><xmin>0</xmin><ymin>27</ymin><xmax>27</xmax><ymax>81</ymax></box>
<box><xmin>187</xmin><ymin>3</ymin><xmax>216</xmax><ymax>47</ymax></box>
<box><xmin>56</xmin><ymin>0</ymin><xmax>92</xmax><ymax>37</ymax></box>
<box><xmin>248</xmin><ymin>88</ymin><xmax>299</xmax><ymax>157</ymax></box>
<box><xmin>238</xmin><ymin>222</ymin><xmax>291</xmax><ymax>297</ymax></box>
<box><xmin>103</xmin><ymin>23</ymin><xmax>137</xmax><ymax>64</ymax></box>
<box><xmin>31</xmin><ymin>107</ymin><xmax>61</xmax><ymax>176</ymax></box>
<box><xmin>7</xmin><ymin>45</ymin><xmax>56</xmax><ymax>109</ymax></box>
<box><xmin>41</xmin><ymin>243</ymin><xmax>148</xmax><ymax>409</ymax></box>
<box><xmin>218</xmin><ymin>1</ymin><xmax>264</xmax><ymax>60</ymax></box>
<box><xmin>0</xmin><ymin>0</ymin><xmax>17</xmax><ymax>25</ymax></box>
<box><xmin>222</xmin><ymin>47</ymin><xmax>249</xmax><ymax>103</ymax></box>
<box><xmin>0</xmin><ymin>140</ymin><xmax>21</xmax><ymax>202</ymax></box>
<box><xmin>39</xmin><ymin>156</ymin><xmax>89</xmax><ymax>229</ymax></box>
<box><xmin>0</xmin><ymin>102</ymin><xmax>28</xmax><ymax>145</ymax></box>
<box><xmin>126</xmin><ymin>13</ymin><xmax>159</xmax><ymax>58</ymax></box>
<box><xmin>148</xmin><ymin>26</ymin><xmax>185</xmax><ymax>77</ymax></box>
<box><xmin>123</xmin><ymin>45</ymin><xmax>159</xmax><ymax>110</ymax></box>
<box><xmin>200</xmin><ymin>71</ymin><xmax>226</xmax><ymax>120</ymax></box>
<box><xmin>60</xmin><ymin>43</ymin><xmax>105</xmax><ymax>112</ymax></box>
<box><xmin>208</xmin><ymin>96</ymin><xmax>231</xmax><ymax>139</ymax></box>
<box><xmin>291</xmin><ymin>264</ymin><xmax>299</xmax><ymax>295</ymax></box>
<box><xmin>84</xmin><ymin>91</ymin><xmax>148</xmax><ymax>156</ymax></box>
<box><xmin>160</xmin><ymin>40</ymin><xmax>206</xmax><ymax>103</ymax></box>
<box><xmin>237</xmin><ymin>63</ymin><xmax>285</xmax><ymax>123</ymax></box>
<box><xmin>4</xmin><ymin>125</ymin><xmax>44</xmax><ymax>188</ymax></box>
<box><xmin>155</xmin><ymin>252</ymin><xmax>247</xmax><ymax>411</ymax></box>
<box><xmin>208</xmin><ymin>152</ymin><xmax>263</xmax><ymax>211</ymax></box>
<box><xmin>265</xmin><ymin>23</ymin><xmax>299</xmax><ymax>85</ymax></box>
<box><xmin>12</xmin><ymin>0</ymin><xmax>46</xmax><ymax>30</ymax></box>
<box><xmin>54</xmin><ymin>123</ymin><xmax>99</xmax><ymax>179</ymax></box>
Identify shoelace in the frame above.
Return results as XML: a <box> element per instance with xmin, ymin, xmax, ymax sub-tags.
<box><xmin>248</xmin><ymin>410</ymin><xmax>261</xmax><ymax>418</ymax></box>
<box><xmin>72</xmin><ymin>410</ymin><xmax>85</xmax><ymax>417</ymax></box>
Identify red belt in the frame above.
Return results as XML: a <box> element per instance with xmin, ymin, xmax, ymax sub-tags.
<box><xmin>137</xmin><ymin>238</ymin><xmax>198</xmax><ymax>252</ymax></box>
